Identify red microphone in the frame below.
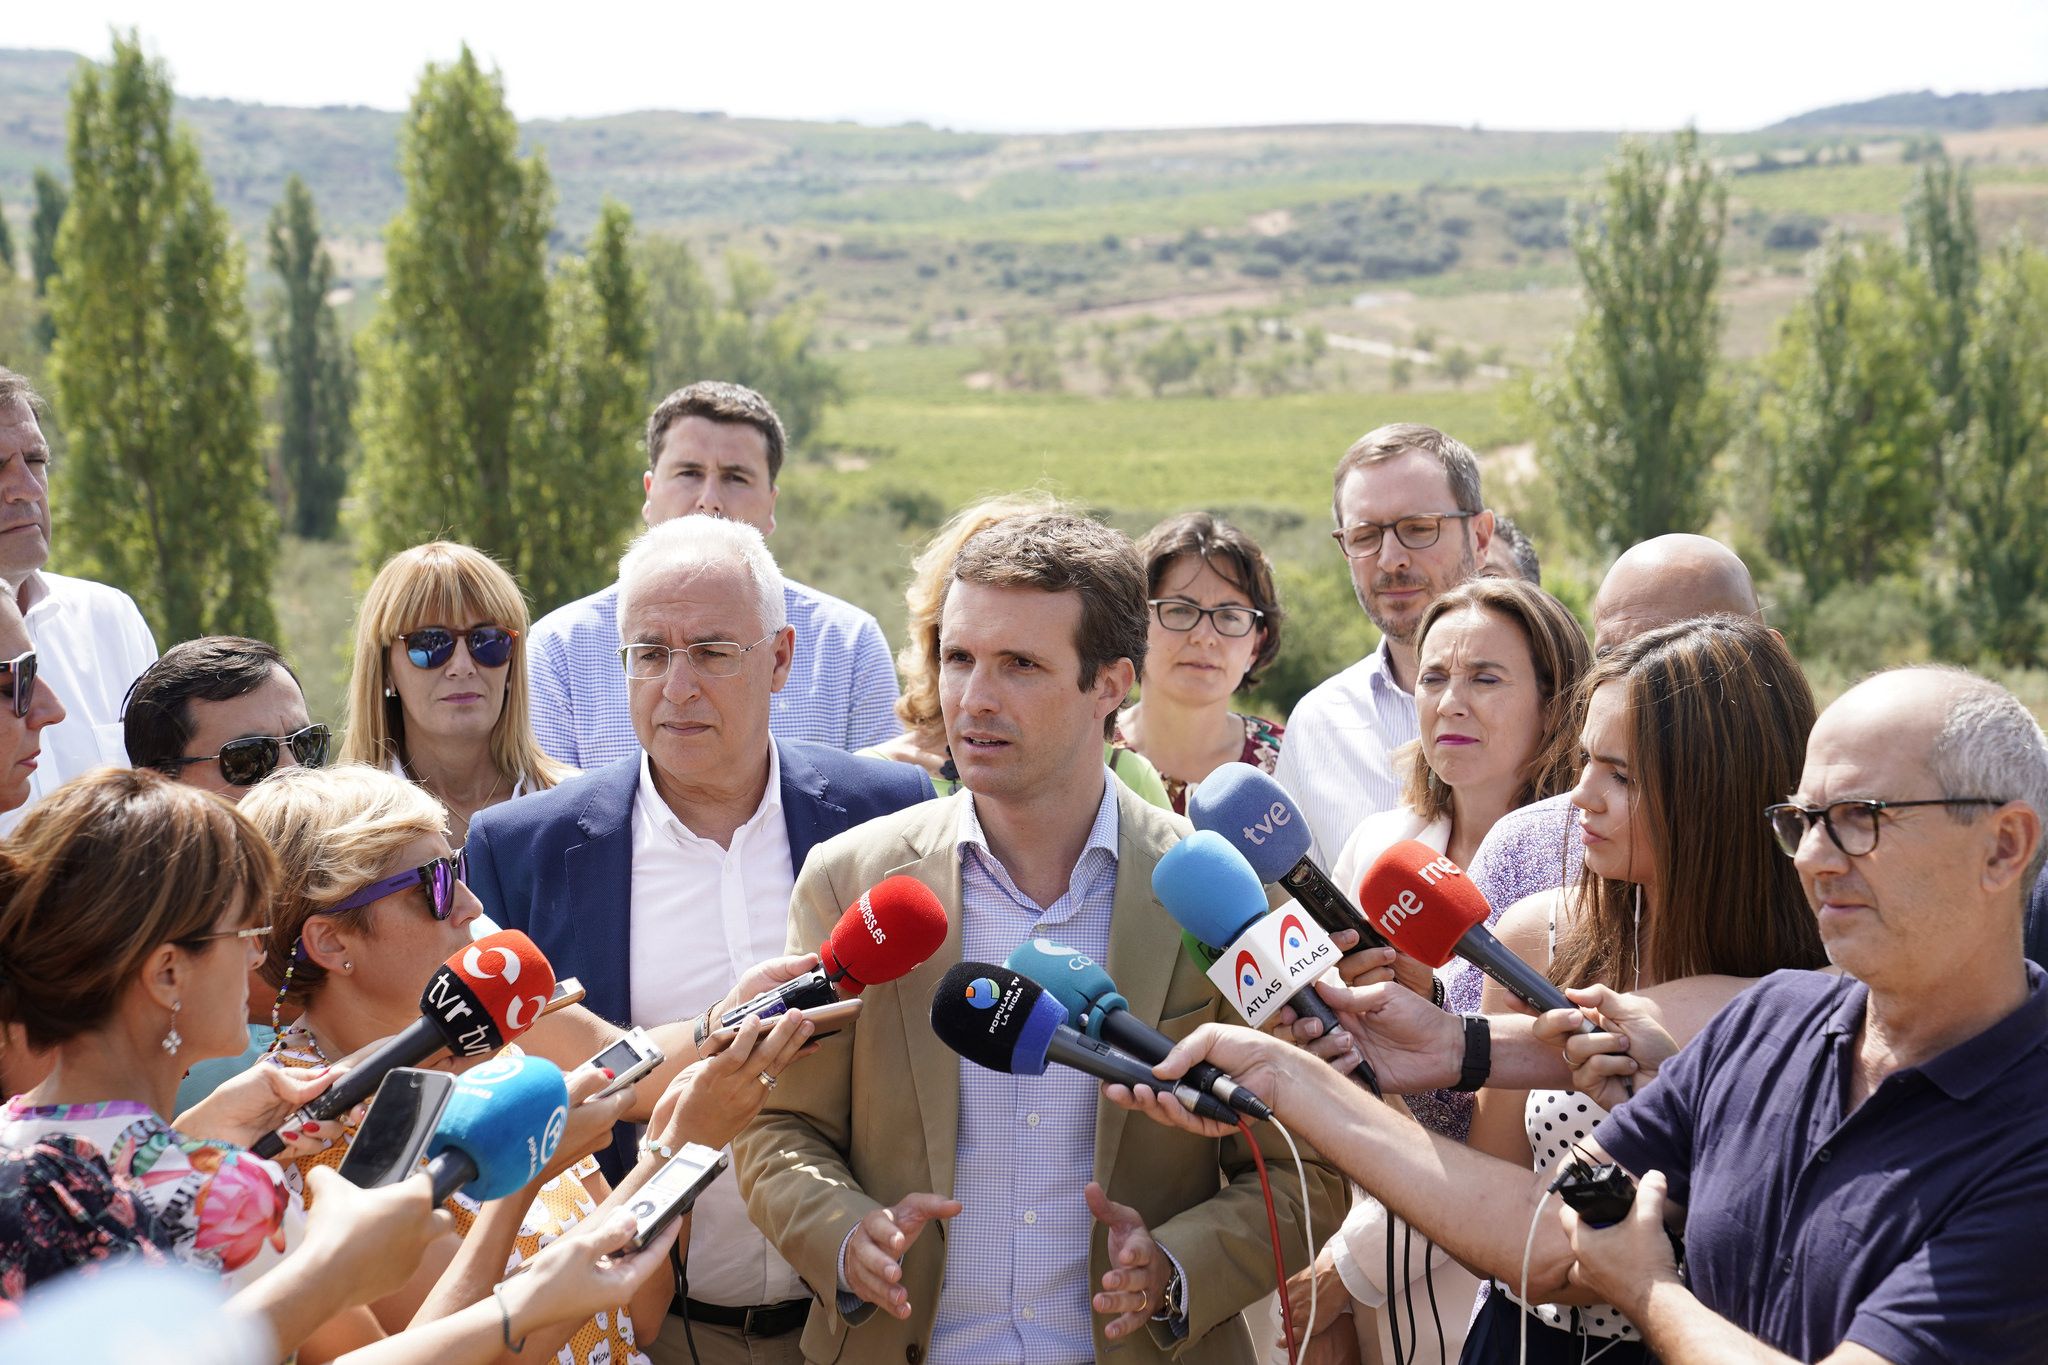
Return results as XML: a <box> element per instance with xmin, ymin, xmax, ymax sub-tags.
<box><xmin>722</xmin><ymin>876</ymin><xmax>949</xmax><ymax>1025</ymax></box>
<box><xmin>1356</xmin><ymin>842</ymin><xmax>1578</xmax><ymax>1018</ymax></box>
<box><xmin>251</xmin><ymin>930</ymin><xmax>556</xmax><ymax>1158</ymax></box>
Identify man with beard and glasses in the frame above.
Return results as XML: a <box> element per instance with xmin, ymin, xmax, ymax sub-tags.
<box><xmin>1271</xmin><ymin>423</ymin><xmax>1493</xmax><ymax>862</ymax></box>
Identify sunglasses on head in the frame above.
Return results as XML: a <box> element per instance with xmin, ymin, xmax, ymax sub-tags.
<box><xmin>400</xmin><ymin>626</ymin><xmax>517</xmax><ymax>670</ymax></box>
<box><xmin>171</xmin><ymin>722</ymin><xmax>330</xmax><ymax>788</ymax></box>
<box><xmin>330</xmin><ymin>848</ymin><xmax>469</xmax><ymax>920</ymax></box>
<box><xmin>0</xmin><ymin>649</ymin><xmax>36</xmax><ymax>719</ymax></box>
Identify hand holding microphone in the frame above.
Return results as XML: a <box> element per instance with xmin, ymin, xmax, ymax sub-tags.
<box><xmin>716</xmin><ymin>876</ymin><xmax>947</xmax><ymax>1028</ymax></box>
<box><xmin>646</xmin><ymin>1008</ymin><xmax>816</xmax><ymax>1153</ymax></box>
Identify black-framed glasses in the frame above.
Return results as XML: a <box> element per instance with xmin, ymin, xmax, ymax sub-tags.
<box><xmin>401</xmin><ymin>625</ymin><xmax>518</xmax><ymax>670</ymax></box>
<box><xmin>170</xmin><ymin>723</ymin><xmax>330</xmax><ymax>788</ymax></box>
<box><xmin>619</xmin><ymin>631</ymin><xmax>779</xmax><ymax>681</ymax></box>
<box><xmin>1331</xmin><ymin>513</ymin><xmax>1477</xmax><ymax>560</ymax></box>
<box><xmin>1764</xmin><ymin>797</ymin><xmax>2008</xmax><ymax>858</ymax></box>
<box><xmin>0</xmin><ymin>649</ymin><xmax>36</xmax><ymax>719</ymax></box>
<box><xmin>330</xmin><ymin>849</ymin><xmax>469</xmax><ymax>920</ymax></box>
<box><xmin>1147</xmin><ymin>599</ymin><xmax>1265</xmax><ymax>638</ymax></box>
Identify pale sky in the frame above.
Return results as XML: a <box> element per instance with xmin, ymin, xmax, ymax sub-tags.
<box><xmin>12</xmin><ymin>1</ymin><xmax>2045</xmax><ymax>134</ymax></box>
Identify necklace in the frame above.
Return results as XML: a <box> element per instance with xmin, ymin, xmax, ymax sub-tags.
<box><xmin>281</xmin><ymin>1021</ymin><xmax>333</xmax><ymax>1067</ymax></box>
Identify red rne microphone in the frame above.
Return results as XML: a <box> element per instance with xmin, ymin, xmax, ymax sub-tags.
<box><xmin>250</xmin><ymin>930</ymin><xmax>556</xmax><ymax>1158</ymax></box>
<box><xmin>721</xmin><ymin>876</ymin><xmax>949</xmax><ymax>1026</ymax></box>
<box><xmin>1357</xmin><ymin>842</ymin><xmax>1578</xmax><ymax>1018</ymax></box>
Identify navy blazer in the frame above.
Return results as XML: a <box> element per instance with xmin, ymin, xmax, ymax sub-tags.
<box><xmin>464</xmin><ymin>740</ymin><xmax>934</xmax><ymax>1177</ymax></box>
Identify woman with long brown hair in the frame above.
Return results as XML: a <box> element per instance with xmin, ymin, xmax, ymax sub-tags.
<box><xmin>1460</xmin><ymin>614</ymin><xmax>1827</xmax><ymax>1363</ymax></box>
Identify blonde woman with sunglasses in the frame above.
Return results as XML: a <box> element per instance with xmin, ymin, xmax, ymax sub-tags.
<box><xmin>343</xmin><ymin>543</ymin><xmax>569</xmax><ymax>844</ymax></box>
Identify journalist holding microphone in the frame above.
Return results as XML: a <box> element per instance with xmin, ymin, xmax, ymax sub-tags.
<box><xmin>1118</xmin><ymin>665</ymin><xmax>2048</xmax><ymax>1365</ymax></box>
<box><xmin>734</xmin><ymin>510</ymin><xmax>1344</xmax><ymax>1365</ymax></box>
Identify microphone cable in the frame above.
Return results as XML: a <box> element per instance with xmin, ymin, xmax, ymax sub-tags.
<box><xmin>1238</xmin><ymin>1113</ymin><xmax>1317</xmax><ymax>1365</ymax></box>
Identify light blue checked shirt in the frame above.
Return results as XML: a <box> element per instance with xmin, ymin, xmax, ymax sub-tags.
<box><xmin>1269</xmin><ymin>637</ymin><xmax>1417</xmax><ymax>868</ymax></box>
<box><xmin>526</xmin><ymin>578</ymin><xmax>902</xmax><ymax>767</ymax></box>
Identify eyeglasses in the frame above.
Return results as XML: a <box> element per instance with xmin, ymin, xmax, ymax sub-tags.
<box><xmin>400</xmin><ymin>626</ymin><xmax>518</xmax><ymax>670</ymax></box>
<box><xmin>0</xmin><ymin>649</ymin><xmax>36</xmax><ymax>719</ymax></box>
<box><xmin>1764</xmin><ymin>797</ymin><xmax>2008</xmax><ymax>858</ymax></box>
<box><xmin>1331</xmin><ymin>513</ymin><xmax>1477</xmax><ymax>560</ymax></box>
<box><xmin>619</xmin><ymin>632</ymin><xmax>779</xmax><ymax>681</ymax></box>
<box><xmin>170</xmin><ymin>723</ymin><xmax>331</xmax><ymax>788</ymax></box>
<box><xmin>329</xmin><ymin>849</ymin><xmax>469</xmax><ymax>920</ymax></box>
<box><xmin>1148</xmin><ymin>599</ymin><xmax>1265</xmax><ymax>638</ymax></box>
<box><xmin>177</xmin><ymin>923</ymin><xmax>274</xmax><ymax>960</ymax></box>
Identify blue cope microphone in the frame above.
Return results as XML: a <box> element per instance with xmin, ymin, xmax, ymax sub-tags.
<box><xmin>1189</xmin><ymin>763</ymin><xmax>1391</xmax><ymax>952</ymax></box>
<box><xmin>1152</xmin><ymin>830</ymin><xmax>1381</xmax><ymax>1095</ymax></box>
<box><xmin>424</xmin><ymin>1052</ymin><xmax>571</xmax><ymax>1203</ymax></box>
<box><xmin>1005</xmin><ymin>939</ymin><xmax>1272</xmax><ymax>1120</ymax></box>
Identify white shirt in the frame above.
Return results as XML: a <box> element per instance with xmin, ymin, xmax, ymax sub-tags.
<box><xmin>626</xmin><ymin>746</ymin><xmax>806</xmax><ymax>1309</ymax></box>
<box><xmin>1</xmin><ymin>571</ymin><xmax>158</xmax><ymax>835</ymax></box>
<box><xmin>1270</xmin><ymin>639</ymin><xmax>1416</xmax><ymax>867</ymax></box>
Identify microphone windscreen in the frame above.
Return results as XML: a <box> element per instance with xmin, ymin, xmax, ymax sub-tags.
<box><xmin>930</xmin><ymin>962</ymin><xmax>1063</xmax><ymax>1076</ymax></box>
<box><xmin>1152</xmin><ymin>830</ymin><xmax>1269</xmax><ymax>948</ymax></box>
<box><xmin>1356</xmin><ymin>841</ymin><xmax>1491</xmax><ymax>968</ymax></box>
<box><xmin>426</xmin><ymin>1052</ymin><xmax>570</xmax><ymax>1201</ymax></box>
<box><xmin>1188</xmin><ymin>763</ymin><xmax>1315</xmax><ymax>882</ymax></box>
<box><xmin>823</xmin><ymin>876</ymin><xmax>949</xmax><ymax>992</ymax></box>
<box><xmin>423</xmin><ymin>931</ymin><xmax>557</xmax><ymax>1057</ymax></box>
<box><xmin>1004</xmin><ymin>939</ymin><xmax>1122</xmax><ymax>1029</ymax></box>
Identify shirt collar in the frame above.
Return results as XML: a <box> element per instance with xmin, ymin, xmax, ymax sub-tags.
<box><xmin>14</xmin><ymin>571</ymin><xmax>49</xmax><ymax>618</ymax></box>
<box><xmin>1363</xmin><ymin>635</ymin><xmax>1409</xmax><ymax>699</ymax></box>
<box><xmin>958</xmin><ymin>766</ymin><xmax>1121</xmax><ymax>868</ymax></box>
<box><xmin>1822</xmin><ymin>960</ymin><xmax>2048</xmax><ymax>1101</ymax></box>
<box><xmin>636</xmin><ymin>742</ymin><xmax>783</xmax><ymax>843</ymax></box>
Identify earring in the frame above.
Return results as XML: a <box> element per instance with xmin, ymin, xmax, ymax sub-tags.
<box><xmin>384</xmin><ymin>686</ymin><xmax>397</xmax><ymax>698</ymax></box>
<box><xmin>341</xmin><ymin>961</ymin><xmax>352</xmax><ymax>972</ymax></box>
<box><xmin>161</xmin><ymin>1000</ymin><xmax>183</xmax><ymax>1056</ymax></box>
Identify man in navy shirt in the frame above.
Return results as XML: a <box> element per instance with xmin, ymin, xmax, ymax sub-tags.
<box><xmin>1110</xmin><ymin>665</ymin><xmax>2048</xmax><ymax>1365</ymax></box>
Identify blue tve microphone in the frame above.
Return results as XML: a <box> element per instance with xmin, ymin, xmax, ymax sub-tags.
<box><xmin>424</xmin><ymin>1052</ymin><xmax>570</xmax><ymax>1203</ymax></box>
<box><xmin>1153</xmin><ymin>831</ymin><xmax>1380</xmax><ymax>1095</ymax></box>
<box><xmin>930</xmin><ymin>962</ymin><xmax>1237</xmax><ymax>1124</ymax></box>
<box><xmin>1005</xmin><ymin>939</ymin><xmax>1272</xmax><ymax>1119</ymax></box>
<box><xmin>1189</xmin><ymin>763</ymin><xmax>1390</xmax><ymax>951</ymax></box>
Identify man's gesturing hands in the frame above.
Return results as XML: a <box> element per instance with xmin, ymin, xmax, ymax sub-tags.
<box><xmin>1087</xmin><ymin>1181</ymin><xmax>1172</xmax><ymax>1340</ymax></box>
<box><xmin>843</xmin><ymin>1192</ymin><xmax>962</xmax><ymax>1319</ymax></box>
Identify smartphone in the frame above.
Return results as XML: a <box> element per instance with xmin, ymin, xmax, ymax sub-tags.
<box><xmin>586</xmin><ymin>1026</ymin><xmax>665</xmax><ymax>1099</ymax></box>
<box><xmin>628</xmin><ymin>1143</ymin><xmax>729</xmax><ymax>1251</ymax></box>
<box><xmin>542</xmin><ymin>978</ymin><xmax>586</xmax><ymax>1017</ymax></box>
<box><xmin>336</xmin><ymin>1068</ymin><xmax>456</xmax><ymax>1188</ymax></box>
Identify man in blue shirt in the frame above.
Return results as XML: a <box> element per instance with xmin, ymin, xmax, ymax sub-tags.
<box><xmin>527</xmin><ymin>380</ymin><xmax>900</xmax><ymax>765</ymax></box>
<box><xmin>1115</xmin><ymin>664</ymin><xmax>2048</xmax><ymax>1365</ymax></box>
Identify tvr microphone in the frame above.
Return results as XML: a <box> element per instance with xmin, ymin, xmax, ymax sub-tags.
<box><xmin>423</xmin><ymin>1052</ymin><xmax>571</xmax><ymax>1203</ymax></box>
<box><xmin>719</xmin><ymin>876</ymin><xmax>948</xmax><ymax>1027</ymax></box>
<box><xmin>1189</xmin><ymin>763</ymin><xmax>1389</xmax><ymax>951</ymax></box>
<box><xmin>1005</xmin><ymin>939</ymin><xmax>1271</xmax><ymax>1120</ymax></box>
<box><xmin>252</xmin><ymin>930</ymin><xmax>557</xmax><ymax>1158</ymax></box>
<box><xmin>1153</xmin><ymin>831</ymin><xmax>1381</xmax><ymax>1095</ymax></box>
<box><xmin>930</xmin><ymin>962</ymin><xmax>1238</xmax><ymax>1124</ymax></box>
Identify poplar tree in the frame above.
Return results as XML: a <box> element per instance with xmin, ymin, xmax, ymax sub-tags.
<box><xmin>1535</xmin><ymin>129</ymin><xmax>1729</xmax><ymax>553</ymax></box>
<box><xmin>29</xmin><ymin>170</ymin><xmax>65</xmax><ymax>351</ymax></box>
<box><xmin>354</xmin><ymin>46</ymin><xmax>551</xmax><ymax>575</ymax></box>
<box><xmin>0</xmin><ymin>193</ymin><xmax>14</xmax><ymax>276</ymax></box>
<box><xmin>266</xmin><ymin>175</ymin><xmax>355</xmax><ymax>539</ymax></box>
<box><xmin>48</xmin><ymin>35</ymin><xmax>276</xmax><ymax>642</ymax></box>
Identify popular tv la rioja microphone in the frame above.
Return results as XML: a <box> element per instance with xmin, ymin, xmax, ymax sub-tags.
<box><xmin>1152</xmin><ymin>831</ymin><xmax>1381</xmax><ymax>1095</ymax></box>
<box><xmin>720</xmin><ymin>876</ymin><xmax>948</xmax><ymax>1027</ymax></box>
<box><xmin>1189</xmin><ymin>763</ymin><xmax>1390</xmax><ymax>951</ymax></box>
<box><xmin>423</xmin><ymin>1051</ymin><xmax>570</xmax><ymax>1202</ymax></box>
<box><xmin>929</xmin><ymin>962</ymin><xmax>1239</xmax><ymax>1124</ymax></box>
<box><xmin>252</xmin><ymin>930</ymin><xmax>557</xmax><ymax>1158</ymax></box>
<box><xmin>1005</xmin><ymin>939</ymin><xmax>1271</xmax><ymax>1120</ymax></box>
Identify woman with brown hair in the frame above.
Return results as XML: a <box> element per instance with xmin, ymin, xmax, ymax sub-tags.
<box><xmin>1114</xmin><ymin>512</ymin><xmax>1287</xmax><ymax>815</ymax></box>
<box><xmin>342</xmin><ymin>542</ymin><xmax>570</xmax><ymax>844</ymax></box>
<box><xmin>1459</xmin><ymin>614</ymin><xmax>1828</xmax><ymax>1364</ymax></box>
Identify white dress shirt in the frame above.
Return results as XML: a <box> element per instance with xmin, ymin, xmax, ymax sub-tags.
<box><xmin>627</xmin><ymin>747</ymin><xmax>807</xmax><ymax>1308</ymax></box>
<box><xmin>1269</xmin><ymin>639</ymin><xmax>1417</xmax><ymax>867</ymax></box>
<box><xmin>1</xmin><ymin>571</ymin><xmax>158</xmax><ymax>835</ymax></box>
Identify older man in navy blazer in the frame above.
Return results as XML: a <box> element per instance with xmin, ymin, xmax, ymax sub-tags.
<box><xmin>467</xmin><ymin>515</ymin><xmax>930</xmax><ymax>1365</ymax></box>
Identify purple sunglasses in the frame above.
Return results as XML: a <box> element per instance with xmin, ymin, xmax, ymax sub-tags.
<box><xmin>331</xmin><ymin>848</ymin><xmax>469</xmax><ymax>920</ymax></box>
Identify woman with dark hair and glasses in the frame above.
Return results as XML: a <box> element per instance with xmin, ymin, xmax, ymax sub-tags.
<box><xmin>342</xmin><ymin>542</ymin><xmax>568</xmax><ymax>845</ymax></box>
<box><xmin>123</xmin><ymin>635</ymin><xmax>329</xmax><ymax>799</ymax></box>
<box><xmin>1114</xmin><ymin>512</ymin><xmax>1286</xmax><ymax>814</ymax></box>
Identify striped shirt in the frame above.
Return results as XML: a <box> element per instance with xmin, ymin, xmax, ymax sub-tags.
<box><xmin>525</xmin><ymin>578</ymin><xmax>902</xmax><ymax>768</ymax></box>
<box><xmin>1269</xmin><ymin>639</ymin><xmax>1417</xmax><ymax>867</ymax></box>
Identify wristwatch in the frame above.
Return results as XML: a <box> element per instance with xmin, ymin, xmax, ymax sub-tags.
<box><xmin>1153</xmin><ymin>1261</ymin><xmax>1187</xmax><ymax>1322</ymax></box>
<box><xmin>1452</xmin><ymin>1013</ymin><xmax>1492</xmax><ymax>1092</ymax></box>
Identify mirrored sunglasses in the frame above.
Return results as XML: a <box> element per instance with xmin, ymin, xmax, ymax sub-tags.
<box><xmin>329</xmin><ymin>848</ymin><xmax>469</xmax><ymax>920</ymax></box>
<box><xmin>172</xmin><ymin>722</ymin><xmax>330</xmax><ymax>788</ymax></box>
<box><xmin>401</xmin><ymin>626</ymin><xmax>518</xmax><ymax>670</ymax></box>
<box><xmin>0</xmin><ymin>649</ymin><xmax>36</xmax><ymax>719</ymax></box>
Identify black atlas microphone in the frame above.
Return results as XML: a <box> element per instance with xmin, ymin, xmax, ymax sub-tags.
<box><xmin>930</xmin><ymin>962</ymin><xmax>1240</xmax><ymax>1125</ymax></box>
<box><xmin>1189</xmin><ymin>763</ymin><xmax>1390</xmax><ymax>951</ymax></box>
<box><xmin>250</xmin><ymin>930</ymin><xmax>556</xmax><ymax>1159</ymax></box>
<box><xmin>1004</xmin><ymin>939</ymin><xmax>1272</xmax><ymax>1120</ymax></box>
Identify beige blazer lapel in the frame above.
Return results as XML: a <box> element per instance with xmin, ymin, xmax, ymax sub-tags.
<box><xmin>1095</xmin><ymin>781</ymin><xmax>1190</xmax><ymax>1186</ymax></box>
<box><xmin>883</xmin><ymin>800</ymin><xmax>969</xmax><ymax>1201</ymax></box>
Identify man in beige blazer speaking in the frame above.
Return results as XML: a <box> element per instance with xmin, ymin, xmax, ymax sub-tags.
<box><xmin>734</xmin><ymin>511</ymin><xmax>1345</xmax><ymax>1365</ymax></box>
